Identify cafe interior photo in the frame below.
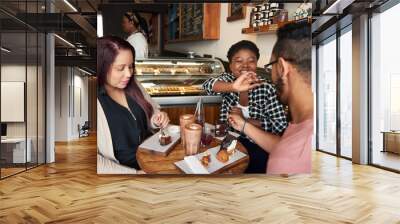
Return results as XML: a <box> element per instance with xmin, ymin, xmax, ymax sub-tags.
<box><xmin>1</xmin><ymin>0</ymin><xmax>400</xmax><ymax>223</ymax></box>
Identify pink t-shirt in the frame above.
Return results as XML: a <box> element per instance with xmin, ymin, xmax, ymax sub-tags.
<box><xmin>267</xmin><ymin>118</ymin><xmax>314</xmax><ymax>175</ymax></box>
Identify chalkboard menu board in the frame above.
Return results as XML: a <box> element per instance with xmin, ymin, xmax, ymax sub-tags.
<box><xmin>165</xmin><ymin>3</ymin><xmax>220</xmax><ymax>42</ymax></box>
<box><xmin>168</xmin><ymin>4</ymin><xmax>180</xmax><ymax>40</ymax></box>
<box><xmin>181</xmin><ymin>4</ymin><xmax>204</xmax><ymax>38</ymax></box>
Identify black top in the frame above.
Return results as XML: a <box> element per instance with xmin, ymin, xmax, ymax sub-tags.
<box><xmin>98</xmin><ymin>87</ymin><xmax>150</xmax><ymax>169</ymax></box>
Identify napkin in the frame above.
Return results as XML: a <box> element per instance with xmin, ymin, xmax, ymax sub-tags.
<box><xmin>184</xmin><ymin>155</ymin><xmax>209</xmax><ymax>174</ymax></box>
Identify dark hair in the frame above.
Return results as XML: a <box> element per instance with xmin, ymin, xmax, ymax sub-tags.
<box><xmin>124</xmin><ymin>12</ymin><xmax>149</xmax><ymax>41</ymax></box>
<box><xmin>227</xmin><ymin>40</ymin><xmax>260</xmax><ymax>63</ymax></box>
<box><xmin>97</xmin><ymin>36</ymin><xmax>153</xmax><ymax>119</ymax></box>
<box><xmin>272</xmin><ymin>20</ymin><xmax>311</xmax><ymax>77</ymax></box>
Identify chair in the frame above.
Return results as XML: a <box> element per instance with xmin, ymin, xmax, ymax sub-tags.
<box><xmin>78</xmin><ymin>121</ymin><xmax>90</xmax><ymax>138</ymax></box>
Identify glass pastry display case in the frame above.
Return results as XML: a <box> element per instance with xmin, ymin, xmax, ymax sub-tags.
<box><xmin>135</xmin><ymin>57</ymin><xmax>224</xmax><ymax>107</ymax></box>
<box><xmin>135</xmin><ymin>58</ymin><xmax>224</xmax><ymax>97</ymax></box>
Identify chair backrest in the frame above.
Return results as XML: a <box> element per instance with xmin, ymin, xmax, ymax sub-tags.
<box><xmin>82</xmin><ymin>121</ymin><xmax>90</xmax><ymax>129</ymax></box>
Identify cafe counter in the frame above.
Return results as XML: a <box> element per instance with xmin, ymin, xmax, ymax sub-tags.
<box><xmin>135</xmin><ymin>57</ymin><xmax>224</xmax><ymax>124</ymax></box>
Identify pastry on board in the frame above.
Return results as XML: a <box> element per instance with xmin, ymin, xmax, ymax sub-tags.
<box><xmin>201</xmin><ymin>151</ymin><xmax>211</xmax><ymax>167</ymax></box>
<box><xmin>216</xmin><ymin>149</ymin><xmax>229</xmax><ymax>163</ymax></box>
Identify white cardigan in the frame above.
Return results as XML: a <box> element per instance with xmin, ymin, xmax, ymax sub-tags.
<box><xmin>97</xmin><ymin>78</ymin><xmax>160</xmax><ymax>174</ymax></box>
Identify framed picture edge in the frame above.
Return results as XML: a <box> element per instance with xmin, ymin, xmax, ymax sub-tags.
<box><xmin>227</xmin><ymin>3</ymin><xmax>246</xmax><ymax>22</ymax></box>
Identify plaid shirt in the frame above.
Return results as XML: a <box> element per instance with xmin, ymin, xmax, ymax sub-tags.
<box><xmin>202</xmin><ymin>72</ymin><xmax>288</xmax><ymax>138</ymax></box>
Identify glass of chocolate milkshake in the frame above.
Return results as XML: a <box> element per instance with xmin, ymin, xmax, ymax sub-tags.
<box><xmin>184</xmin><ymin>123</ymin><xmax>202</xmax><ymax>155</ymax></box>
<box><xmin>179</xmin><ymin>114</ymin><xmax>195</xmax><ymax>148</ymax></box>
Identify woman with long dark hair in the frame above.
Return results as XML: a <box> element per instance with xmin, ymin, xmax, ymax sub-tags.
<box><xmin>97</xmin><ymin>36</ymin><xmax>169</xmax><ymax>173</ymax></box>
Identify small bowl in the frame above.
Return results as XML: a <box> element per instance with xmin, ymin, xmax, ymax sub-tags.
<box><xmin>167</xmin><ymin>125</ymin><xmax>180</xmax><ymax>134</ymax></box>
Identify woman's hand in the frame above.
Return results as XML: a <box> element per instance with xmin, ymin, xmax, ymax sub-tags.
<box><xmin>151</xmin><ymin>111</ymin><xmax>170</xmax><ymax>129</ymax></box>
<box><xmin>230</xmin><ymin>106</ymin><xmax>244</xmax><ymax>118</ymax></box>
<box><xmin>228</xmin><ymin>113</ymin><xmax>246</xmax><ymax>132</ymax></box>
<box><xmin>232</xmin><ymin>71</ymin><xmax>261</xmax><ymax>92</ymax></box>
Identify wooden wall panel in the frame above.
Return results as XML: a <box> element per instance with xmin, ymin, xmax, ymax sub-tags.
<box><xmin>203</xmin><ymin>3</ymin><xmax>221</xmax><ymax>40</ymax></box>
<box><xmin>88</xmin><ymin>77</ymin><xmax>97</xmax><ymax>133</ymax></box>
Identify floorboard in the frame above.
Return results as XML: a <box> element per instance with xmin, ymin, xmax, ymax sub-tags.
<box><xmin>0</xmin><ymin>135</ymin><xmax>399</xmax><ymax>223</ymax></box>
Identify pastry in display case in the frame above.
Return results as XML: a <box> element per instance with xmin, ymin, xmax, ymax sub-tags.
<box><xmin>135</xmin><ymin>58</ymin><xmax>225</xmax><ymax>96</ymax></box>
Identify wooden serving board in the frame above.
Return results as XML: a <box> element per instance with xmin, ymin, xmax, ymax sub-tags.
<box><xmin>139</xmin><ymin>125</ymin><xmax>181</xmax><ymax>156</ymax></box>
<box><xmin>174</xmin><ymin>146</ymin><xmax>248</xmax><ymax>174</ymax></box>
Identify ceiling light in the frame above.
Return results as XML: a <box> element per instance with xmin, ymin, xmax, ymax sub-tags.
<box><xmin>78</xmin><ymin>67</ymin><xmax>93</xmax><ymax>76</ymax></box>
<box><xmin>323</xmin><ymin>0</ymin><xmax>355</xmax><ymax>15</ymax></box>
<box><xmin>54</xmin><ymin>34</ymin><xmax>75</xmax><ymax>48</ymax></box>
<box><xmin>63</xmin><ymin>0</ymin><xmax>78</xmax><ymax>12</ymax></box>
<box><xmin>97</xmin><ymin>12</ymin><xmax>103</xmax><ymax>37</ymax></box>
<box><xmin>75</xmin><ymin>42</ymin><xmax>85</xmax><ymax>47</ymax></box>
<box><xmin>1</xmin><ymin>47</ymin><xmax>11</xmax><ymax>53</ymax></box>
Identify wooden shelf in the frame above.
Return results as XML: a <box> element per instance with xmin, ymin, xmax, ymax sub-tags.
<box><xmin>242</xmin><ymin>18</ymin><xmax>311</xmax><ymax>35</ymax></box>
<box><xmin>166</xmin><ymin>37</ymin><xmax>205</xmax><ymax>44</ymax></box>
<box><xmin>242</xmin><ymin>20</ymin><xmax>291</xmax><ymax>34</ymax></box>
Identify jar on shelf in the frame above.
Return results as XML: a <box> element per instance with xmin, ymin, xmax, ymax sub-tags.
<box><xmin>252</xmin><ymin>20</ymin><xmax>259</xmax><ymax>28</ymax></box>
<box><xmin>293</xmin><ymin>10</ymin><xmax>300</xmax><ymax>20</ymax></box>
<box><xmin>275</xmin><ymin>9</ymin><xmax>288</xmax><ymax>23</ymax></box>
<box><xmin>261</xmin><ymin>18</ymin><xmax>269</xmax><ymax>26</ymax></box>
<box><xmin>268</xmin><ymin>11</ymin><xmax>275</xmax><ymax>18</ymax></box>
<box><xmin>262</xmin><ymin>11</ymin><xmax>268</xmax><ymax>19</ymax></box>
<box><xmin>260</xmin><ymin>4</ymin><xmax>267</xmax><ymax>11</ymax></box>
<box><xmin>270</xmin><ymin>3</ymin><xmax>279</xmax><ymax>9</ymax></box>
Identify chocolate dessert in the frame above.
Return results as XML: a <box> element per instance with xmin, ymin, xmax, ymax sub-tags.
<box><xmin>159</xmin><ymin>130</ymin><xmax>172</xmax><ymax>146</ymax></box>
<box><xmin>216</xmin><ymin>134</ymin><xmax>238</xmax><ymax>162</ymax></box>
<box><xmin>215</xmin><ymin>123</ymin><xmax>227</xmax><ymax>137</ymax></box>
<box><xmin>159</xmin><ymin>135</ymin><xmax>171</xmax><ymax>145</ymax></box>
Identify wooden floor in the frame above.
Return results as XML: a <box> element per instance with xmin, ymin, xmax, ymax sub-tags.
<box><xmin>1</xmin><ymin>135</ymin><xmax>400</xmax><ymax>223</ymax></box>
<box><xmin>1</xmin><ymin>167</ymin><xmax>26</xmax><ymax>178</ymax></box>
<box><xmin>372</xmin><ymin>151</ymin><xmax>400</xmax><ymax>171</ymax></box>
<box><xmin>1</xmin><ymin>163</ymin><xmax>45</xmax><ymax>178</ymax></box>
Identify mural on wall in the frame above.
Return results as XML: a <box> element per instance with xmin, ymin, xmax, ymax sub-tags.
<box><xmin>97</xmin><ymin>3</ymin><xmax>313</xmax><ymax>176</ymax></box>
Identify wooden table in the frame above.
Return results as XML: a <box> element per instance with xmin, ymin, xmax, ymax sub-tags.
<box><xmin>136</xmin><ymin>138</ymin><xmax>249</xmax><ymax>174</ymax></box>
<box><xmin>381</xmin><ymin>131</ymin><xmax>400</xmax><ymax>154</ymax></box>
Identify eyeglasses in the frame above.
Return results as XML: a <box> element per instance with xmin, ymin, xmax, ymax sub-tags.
<box><xmin>263</xmin><ymin>60</ymin><xmax>278</xmax><ymax>74</ymax></box>
<box><xmin>263</xmin><ymin>58</ymin><xmax>295</xmax><ymax>73</ymax></box>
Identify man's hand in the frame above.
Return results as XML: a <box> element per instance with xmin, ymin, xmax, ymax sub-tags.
<box><xmin>228</xmin><ymin>113</ymin><xmax>246</xmax><ymax>132</ymax></box>
<box><xmin>247</xmin><ymin>118</ymin><xmax>262</xmax><ymax>128</ymax></box>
